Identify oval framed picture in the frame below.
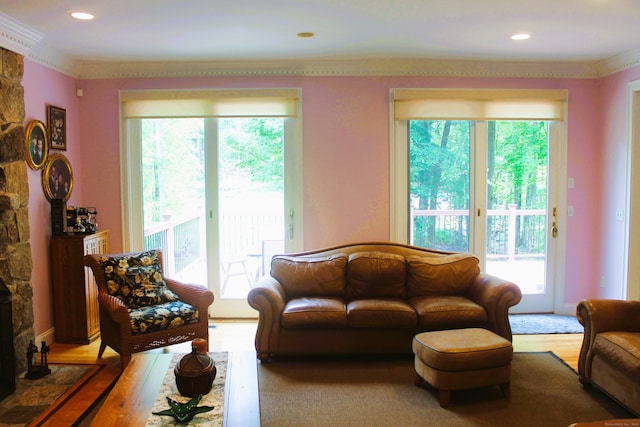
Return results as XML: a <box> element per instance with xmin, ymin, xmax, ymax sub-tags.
<box><xmin>42</xmin><ymin>153</ymin><xmax>73</xmax><ymax>202</ymax></box>
<box><xmin>25</xmin><ymin>120</ymin><xmax>49</xmax><ymax>170</ymax></box>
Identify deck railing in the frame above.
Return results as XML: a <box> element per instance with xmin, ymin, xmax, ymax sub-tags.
<box><xmin>145</xmin><ymin>204</ymin><xmax>546</xmax><ymax>278</ymax></box>
<box><xmin>143</xmin><ymin>210</ymin><xmax>283</xmax><ymax>277</ymax></box>
<box><xmin>410</xmin><ymin>204</ymin><xmax>546</xmax><ymax>260</ymax></box>
<box><xmin>143</xmin><ymin>211</ymin><xmax>206</xmax><ymax>277</ymax></box>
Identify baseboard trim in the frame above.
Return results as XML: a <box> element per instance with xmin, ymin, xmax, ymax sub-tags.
<box><xmin>556</xmin><ymin>303</ymin><xmax>578</xmax><ymax>316</ymax></box>
<box><xmin>37</xmin><ymin>327</ymin><xmax>56</xmax><ymax>345</ymax></box>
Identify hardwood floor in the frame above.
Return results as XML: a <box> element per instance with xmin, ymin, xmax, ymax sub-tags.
<box><xmin>48</xmin><ymin>320</ymin><xmax>259</xmax><ymax>365</ymax></box>
<box><xmin>49</xmin><ymin>321</ymin><xmax>582</xmax><ymax>368</ymax></box>
<box><xmin>44</xmin><ymin>321</ymin><xmax>584</xmax><ymax>425</ymax></box>
<box><xmin>44</xmin><ymin>320</ymin><xmax>258</xmax><ymax>426</ymax></box>
<box><xmin>513</xmin><ymin>332</ymin><xmax>583</xmax><ymax>371</ymax></box>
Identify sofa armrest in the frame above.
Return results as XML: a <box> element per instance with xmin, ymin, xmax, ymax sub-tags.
<box><xmin>466</xmin><ymin>273</ymin><xmax>522</xmax><ymax>341</ymax></box>
<box><xmin>165</xmin><ymin>277</ymin><xmax>215</xmax><ymax>317</ymax></box>
<box><xmin>576</xmin><ymin>299</ymin><xmax>640</xmax><ymax>380</ymax></box>
<box><xmin>247</xmin><ymin>276</ymin><xmax>287</xmax><ymax>360</ymax></box>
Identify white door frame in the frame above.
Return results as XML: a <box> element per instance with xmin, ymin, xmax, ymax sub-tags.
<box><xmin>120</xmin><ymin>111</ymin><xmax>304</xmax><ymax>319</ymax></box>
<box><xmin>624</xmin><ymin>80</ymin><xmax>640</xmax><ymax>300</ymax></box>
<box><xmin>390</xmin><ymin>117</ymin><xmax>568</xmax><ymax>313</ymax></box>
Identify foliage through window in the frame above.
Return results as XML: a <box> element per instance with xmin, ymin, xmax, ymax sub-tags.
<box><xmin>409</xmin><ymin>120</ymin><xmax>548</xmax><ymax>255</ymax></box>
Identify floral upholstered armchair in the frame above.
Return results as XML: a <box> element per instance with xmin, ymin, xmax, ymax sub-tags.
<box><xmin>83</xmin><ymin>249</ymin><xmax>214</xmax><ymax>368</ymax></box>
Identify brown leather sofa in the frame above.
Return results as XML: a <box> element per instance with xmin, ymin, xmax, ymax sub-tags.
<box><xmin>247</xmin><ymin>242</ymin><xmax>522</xmax><ymax>361</ymax></box>
<box><xmin>576</xmin><ymin>299</ymin><xmax>640</xmax><ymax>416</ymax></box>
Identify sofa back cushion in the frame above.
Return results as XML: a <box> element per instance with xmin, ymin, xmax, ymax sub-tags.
<box><xmin>345</xmin><ymin>252</ymin><xmax>407</xmax><ymax>301</ymax></box>
<box><xmin>406</xmin><ymin>253</ymin><xmax>479</xmax><ymax>297</ymax></box>
<box><xmin>271</xmin><ymin>254</ymin><xmax>348</xmax><ymax>299</ymax></box>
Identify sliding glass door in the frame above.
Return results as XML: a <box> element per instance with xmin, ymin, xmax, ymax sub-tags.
<box><xmin>121</xmin><ymin>89</ymin><xmax>303</xmax><ymax>318</ymax></box>
<box><xmin>407</xmin><ymin>119</ymin><xmax>557</xmax><ymax>312</ymax></box>
<box><xmin>135</xmin><ymin>117</ymin><xmax>292</xmax><ymax>317</ymax></box>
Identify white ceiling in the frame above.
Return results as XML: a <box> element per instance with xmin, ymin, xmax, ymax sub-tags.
<box><xmin>1</xmin><ymin>0</ymin><xmax>640</xmax><ymax>77</ymax></box>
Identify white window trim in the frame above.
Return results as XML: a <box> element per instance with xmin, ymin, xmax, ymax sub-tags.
<box><xmin>119</xmin><ymin>88</ymin><xmax>304</xmax><ymax>254</ymax></box>
<box><xmin>389</xmin><ymin>88</ymin><xmax>569</xmax><ymax>313</ymax></box>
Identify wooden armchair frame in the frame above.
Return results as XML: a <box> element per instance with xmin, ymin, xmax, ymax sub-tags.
<box><xmin>84</xmin><ymin>250</ymin><xmax>214</xmax><ymax>368</ymax></box>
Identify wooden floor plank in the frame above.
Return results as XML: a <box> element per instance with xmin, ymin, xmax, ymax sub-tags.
<box><xmin>224</xmin><ymin>351</ymin><xmax>260</xmax><ymax>427</ymax></box>
<box><xmin>90</xmin><ymin>353</ymin><xmax>172</xmax><ymax>427</ymax></box>
<box><xmin>40</xmin><ymin>364</ymin><xmax>120</xmax><ymax>426</ymax></box>
<box><xmin>34</xmin><ymin>322</ymin><xmax>583</xmax><ymax>426</ymax></box>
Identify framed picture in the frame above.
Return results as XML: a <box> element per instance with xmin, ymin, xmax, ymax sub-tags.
<box><xmin>42</xmin><ymin>153</ymin><xmax>73</xmax><ymax>202</ymax></box>
<box><xmin>25</xmin><ymin>120</ymin><xmax>49</xmax><ymax>170</ymax></box>
<box><xmin>47</xmin><ymin>105</ymin><xmax>66</xmax><ymax>150</ymax></box>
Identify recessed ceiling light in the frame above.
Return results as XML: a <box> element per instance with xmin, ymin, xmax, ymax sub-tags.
<box><xmin>70</xmin><ymin>11</ymin><xmax>95</xmax><ymax>20</ymax></box>
<box><xmin>511</xmin><ymin>33</ymin><xmax>531</xmax><ymax>41</ymax></box>
<box><xmin>297</xmin><ymin>32</ymin><xmax>315</xmax><ymax>38</ymax></box>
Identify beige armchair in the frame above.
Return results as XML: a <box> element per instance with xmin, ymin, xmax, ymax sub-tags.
<box><xmin>84</xmin><ymin>249</ymin><xmax>214</xmax><ymax>368</ymax></box>
<box><xmin>576</xmin><ymin>298</ymin><xmax>640</xmax><ymax>416</ymax></box>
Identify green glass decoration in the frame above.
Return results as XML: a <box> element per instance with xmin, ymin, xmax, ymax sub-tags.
<box><xmin>152</xmin><ymin>394</ymin><xmax>214</xmax><ymax>423</ymax></box>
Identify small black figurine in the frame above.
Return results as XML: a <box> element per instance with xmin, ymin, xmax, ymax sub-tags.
<box><xmin>26</xmin><ymin>340</ymin><xmax>38</xmax><ymax>370</ymax></box>
<box><xmin>25</xmin><ymin>340</ymin><xmax>51</xmax><ymax>379</ymax></box>
<box><xmin>40</xmin><ymin>341</ymin><xmax>50</xmax><ymax>366</ymax></box>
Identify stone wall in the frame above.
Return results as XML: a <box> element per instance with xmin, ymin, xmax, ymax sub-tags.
<box><xmin>0</xmin><ymin>47</ymin><xmax>35</xmax><ymax>376</ymax></box>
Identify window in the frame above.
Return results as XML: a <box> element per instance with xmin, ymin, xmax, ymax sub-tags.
<box><xmin>391</xmin><ymin>88</ymin><xmax>568</xmax><ymax>313</ymax></box>
<box><xmin>120</xmin><ymin>89</ymin><xmax>303</xmax><ymax>317</ymax></box>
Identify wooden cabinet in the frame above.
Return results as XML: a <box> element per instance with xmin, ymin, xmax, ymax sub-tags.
<box><xmin>51</xmin><ymin>231</ymin><xmax>108</xmax><ymax>344</ymax></box>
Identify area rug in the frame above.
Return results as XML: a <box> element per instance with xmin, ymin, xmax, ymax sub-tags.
<box><xmin>0</xmin><ymin>364</ymin><xmax>98</xmax><ymax>426</ymax></box>
<box><xmin>510</xmin><ymin>314</ymin><xmax>584</xmax><ymax>334</ymax></box>
<box><xmin>145</xmin><ymin>352</ymin><xmax>227</xmax><ymax>426</ymax></box>
<box><xmin>258</xmin><ymin>352</ymin><xmax>633</xmax><ymax>427</ymax></box>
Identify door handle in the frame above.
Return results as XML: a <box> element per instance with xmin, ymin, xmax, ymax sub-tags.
<box><xmin>551</xmin><ymin>222</ymin><xmax>558</xmax><ymax>238</ymax></box>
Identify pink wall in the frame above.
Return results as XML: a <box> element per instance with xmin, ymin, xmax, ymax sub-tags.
<box><xmin>599</xmin><ymin>66</ymin><xmax>640</xmax><ymax>299</ymax></box>
<box><xmin>23</xmin><ymin>60</ymin><xmax>83</xmax><ymax>337</ymax></box>
<box><xmin>24</xmin><ymin>57</ymin><xmax>637</xmax><ymax>336</ymax></box>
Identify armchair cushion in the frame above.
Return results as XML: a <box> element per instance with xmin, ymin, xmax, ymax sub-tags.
<box><xmin>128</xmin><ymin>300</ymin><xmax>199</xmax><ymax>335</ymax></box>
<box><xmin>593</xmin><ymin>332</ymin><xmax>640</xmax><ymax>382</ymax></box>
<box><xmin>99</xmin><ymin>249</ymin><xmax>179</xmax><ymax>308</ymax></box>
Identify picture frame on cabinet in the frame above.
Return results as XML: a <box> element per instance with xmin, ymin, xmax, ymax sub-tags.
<box><xmin>47</xmin><ymin>105</ymin><xmax>66</xmax><ymax>150</ymax></box>
<box><xmin>25</xmin><ymin>120</ymin><xmax>49</xmax><ymax>170</ymax></box>
<box><xmin>42</xmin><ymin>153</ymin><xmax>73</xmax><ymax>202</ymax></box>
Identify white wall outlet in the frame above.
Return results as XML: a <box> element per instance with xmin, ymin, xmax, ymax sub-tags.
<box><xmin>567</xmin><ymin>206</ymin><xmax>574</xmax><ymax>217</ymax></box>
<box><xmin>600</xmin><ymin>276</ymin><xmax>606</xmax><ymax>289</ymax></box>
<box><xmin>616</xmin><ymin>209</ymin><xmax>624</xmax><ymax>222</ymax></box>
<box><xmin>568</xmin><ymin>177</ymin><xmax>574</xmax><ymax>188</ymax></box>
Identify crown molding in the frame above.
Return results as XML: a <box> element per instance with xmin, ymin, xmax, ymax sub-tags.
<box><xmin>0</xmin><ymin>12</ymin><xmax>44</xmax><ymax>57</ymax></box>
<box><xmin>596</xmin><ymin>47</ymin><xmax>640</xmax><ymax>77</ymax></box>
<box><xmin>75</xmin><ymin>57</ymin><xmax>601</xmax><ymax>80</ymax></box>
<box><xmin>1</xmin><ymin>13</ymin><xmax>639</xmax><ymax>80</ymax></box>
<box><xmin>26</xmin><ymin>42</ymin><xmax>81</xmax><ymax>77</ymax></box>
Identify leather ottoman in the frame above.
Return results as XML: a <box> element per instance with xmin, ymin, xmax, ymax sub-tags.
<box><xmin>412</xmin><ymin>328</ymin><xmax>513</xmax><ymax>407</ymax></box>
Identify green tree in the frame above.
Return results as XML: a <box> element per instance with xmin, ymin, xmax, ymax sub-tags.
<box><xmin>409</xmin><ymin>119</ymin><xmax>547</xmax><ymax>252</ymax></box>
<box><xmin>219</xmin><ymin>118</ymin><xmax>284</xmax><ymax>192</ymax></box>
<box><xmin>141</xmin><ymin>118</ymin><xmax>205</xmax><ymax>225</ymax></box>
<box><xmin>409</xmin><ymin>120</ymin><xmax>470</xmax><ymax>249</ymax></box>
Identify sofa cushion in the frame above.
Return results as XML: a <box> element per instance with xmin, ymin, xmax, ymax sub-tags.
<box><xmin>282</xmin><ymin>297</ymin><xmax>348</xmax><ymax>329</ymax></box>
<box><xmin>99</xmin><ymin>250</ymin><xmax>179</xmax><ymax>309</ymax></box>
<box><xmin>593</xmin><ymin>331</ymin><xmax>640</xmax><ymax>382</ymax></box>
<box><xmin>345</xmin><ymin>252</ymin><xmax>407</xmax><ymax>301</ymax></box>
<box><xmin>409</xmin><ymin>295</ymin><xmax>487</xmax><ymax>329</ymax></box>
<box><xmin>271</xmin><ymin>254</ymin><xmax>348</xmax><ymax>299</ymax></box>
<box><xmin>406</xmin><ymin>253</ymin><xmax>479</xmax><ymax>298</ymax></box>
<box><xmin>347</xmin><ymin>299</ymin><xmax>417</xmax><ymax>328</ymax></box>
